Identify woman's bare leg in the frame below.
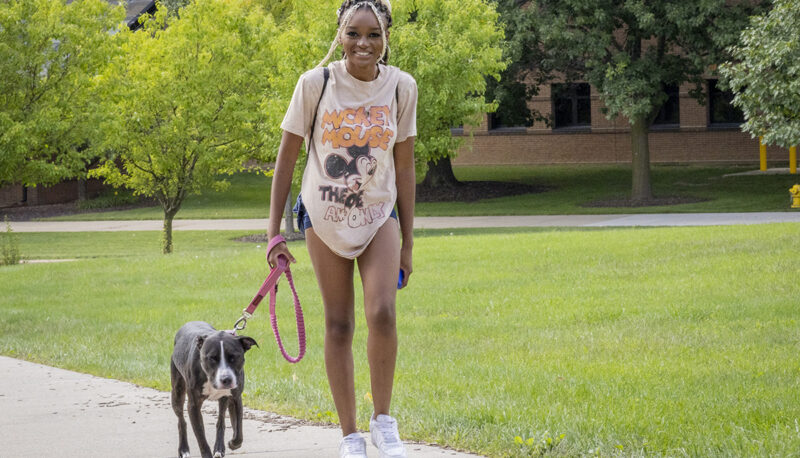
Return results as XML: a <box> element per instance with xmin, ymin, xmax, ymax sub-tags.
<box><xmin>357</xmin><ymin>220</ymin><xmax>401</xmax><ymax>418</ymax></box>
<box><xmin>305</xmin><ymin>228</ymin><xmax>358</xmax><ymax>436</ymax></box>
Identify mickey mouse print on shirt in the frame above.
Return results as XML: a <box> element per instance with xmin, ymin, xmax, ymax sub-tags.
<box><xmin>317</xmin><ymin>104</ymin><xmax>395</xmax><ymax>228</ymax></box>
<box><xmin>325</xmin><ymin>144</ymin><xmax>377</xmax><ymax>193</ymax></box>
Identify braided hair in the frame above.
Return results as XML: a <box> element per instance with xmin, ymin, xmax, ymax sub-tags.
<box><xmin>316</xmin><ymin>0</ymin><xmax>393</xmax><ymax>68</ymax></box>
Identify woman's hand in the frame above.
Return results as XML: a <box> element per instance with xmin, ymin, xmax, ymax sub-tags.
<box><xmin>393</xmin><ymin>137</ymin><xmax>415</xmax><ymax>290</ymax></box>
<box><xmin>267</xmin><ymin>241</ymin><xmax>296</xmax><ymax>269</ymax></box>
<box><xmin>399</xmin><ymin>243</ymin><xmax>413</xmax><ymax>289</ymax></box>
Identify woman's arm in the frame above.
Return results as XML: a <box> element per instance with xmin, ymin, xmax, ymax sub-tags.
<box><xmin>267</xmin><ymin>130</ymin><xmax>304</xmax><ymax>266</ymax></box>
<box><xmin>393</xmin><ymin>136</ymin><xmax>415</xmax><ymax>288</ymax></box>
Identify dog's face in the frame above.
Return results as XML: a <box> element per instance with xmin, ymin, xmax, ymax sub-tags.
<box><xmin>196</xmin><ymin>331</ymin><xmax>258</xmax><ymax>391</ymax></box>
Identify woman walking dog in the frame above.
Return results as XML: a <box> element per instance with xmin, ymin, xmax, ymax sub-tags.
<box><xmin>266</xmin><ymin>1</ymin><xmax>417</xmax><ymax>457</ymax></box>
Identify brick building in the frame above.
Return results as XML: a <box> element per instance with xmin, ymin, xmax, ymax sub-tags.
<box><xmin>453</xmin><ymin>78</ymin><xmax>790</xmax><ymax>167</ymax></box>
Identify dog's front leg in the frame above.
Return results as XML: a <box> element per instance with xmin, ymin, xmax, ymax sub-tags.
<box><xmin>227</xmin><ymin>395</ymin><xmax>244</xmax><ymax>450</ymax></box>
<box><xmin>187</xmin><ymin>395</ymin><xmax>214</xmax><ymax>458</ymax></box>
<box><xmin>213</xmin><ymin>397</ymin><xmax>228</xmax><ymax>458</ymax></box>
<box><xmin>171</xmin><ymin>362</ymin><xmax>190</xmax><ymax>458</ymax></box>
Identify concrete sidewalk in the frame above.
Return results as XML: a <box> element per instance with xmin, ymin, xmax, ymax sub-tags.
<box><xmin>7</xmin><ymin>212</ymin><xmax>800</xmax><ymax>232</ymax></box>
<box><xmin>0</xmin><ymin>356</ymin><xmax>479</xmax><ymax>458</ymax></box>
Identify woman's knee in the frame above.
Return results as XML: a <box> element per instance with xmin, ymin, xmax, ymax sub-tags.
<box><xmin>325</xmin><ymin>317</ymin><xmax>355</xmax><ymax>344</ymax></box>
<box><xmin>365</xmin><ymin>299</ymin><xmax>397</xmax><ymax>333</ymax></box>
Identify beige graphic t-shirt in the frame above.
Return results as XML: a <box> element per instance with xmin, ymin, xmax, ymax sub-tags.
<box><xmin>281</xmin><ymin>60</ymin><xmax>418</xmax><ymax>259</ymax></box>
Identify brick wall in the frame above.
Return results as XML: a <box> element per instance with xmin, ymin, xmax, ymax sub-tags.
<box><xmin>27</xmin><ymin>181</ymin><xmax>79</xmax><ymax>206</ymax></box>
<box><xmin>453</xmin><ymin>128</ymin><xmax>791</xmax><ymax>166</ymax></box>
<box><xmin>454</xmin><ymin>81</ymin><xmax>793</xmax><ymax>166</ymax></box>
<box><xmin>0</xmin><ymin>179</ymin><xmax>107</xmax><ymax>208</ymax></box>
<box><xmin>0</xmin><ymin>185</ymin><xmax>24</xmax><ymax>208</ymax></box>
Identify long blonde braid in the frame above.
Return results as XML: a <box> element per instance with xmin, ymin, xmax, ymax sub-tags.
<box><xmin>316</xmin><ymin>0</ymin><xmax>393</xmax><ymax>68</ymax></box>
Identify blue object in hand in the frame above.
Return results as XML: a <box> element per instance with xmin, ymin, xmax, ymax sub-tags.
<box><xmin>397</xmin><ymin>269</ymin><xmax>404</xmax><ymax>289</ymax></box>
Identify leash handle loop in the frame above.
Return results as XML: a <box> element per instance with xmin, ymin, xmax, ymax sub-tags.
<box><xmin>237</xmin><ymin>234</ymin><xmax>305</xmax><ymax>363</ymax></box>
<box><xmin>265</xmin><ymin>234</ymin><xmax>287</xmax><ymax>266</ymax></box>
<box><xmin>269</xmin><ymin>263</ymin><xmax>306</xmax><ymax>363</ymax></box>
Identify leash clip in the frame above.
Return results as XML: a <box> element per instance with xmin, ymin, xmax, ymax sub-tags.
<box><xmin>233</xmin><ymin>310</ymin><xmax>253</xmax><ymax>333</ymax></box>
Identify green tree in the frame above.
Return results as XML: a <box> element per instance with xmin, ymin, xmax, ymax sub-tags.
<box><xmin>0</xmin><ymin>0</ymin><xmax>124</xmax><ymax>187</ymax></box>
<box><xmin>720</xmin><ymin>0</ymin><xmax>800</xmax><ymax>149</ymax></box>
<box><xmin>488</xmin><ymin>0</ymin><xmax>548</xmax><ymax>129</ymax></box>
<box><xmin>505</xmin><ymin>0</ymin><xmax>764</xmax><ymax>201</ymax></box>
<box><xmin>158</xmin><ymin>0</ymin><xmax>331</xmax><ymax>235</ymax></box>
<box><xmin>257</xmin><ymin>0</ymin><xmax>507</xmax><ymax>188</ymax></box>
<box><xmin>91</xmin><ymin>0</ymin><xmax>279</xmax><ymax>253</ymax></box>
<box><xmin>392</xmin><ymin>0</ymin><xmax>506</xmax><ymax>187</ymax></box>
<box><xmin>257</xmin><ymin>0</ymin><xmax>336</xmax><ymax>162</ymax></box>
<box><xmin>159</xmin><ymin>0</ymin><xmax>188</xmax><ymax>16</ymax></box>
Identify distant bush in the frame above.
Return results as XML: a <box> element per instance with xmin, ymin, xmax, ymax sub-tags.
<box><xmin>1</xmin><ymin>216</ymin><xmax>21</xmax><ymax>266</ymax></box>
<box><xmin>77</xmin><ymin>189</ymin><xmax>140</xmax><ymax>210</ymax></box>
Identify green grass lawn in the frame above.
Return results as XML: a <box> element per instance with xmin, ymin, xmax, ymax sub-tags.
<box><xmin>415</xmin><ymin>164</ymin><xmax>800</xmax><ymax>216</ymax></box>
<box><xmin>40</xmin><ymin>164</ymin><xmax>800</xmax><ymax>221</ymax></box>
<box><xmin>3</xmin><ymin>225</ymin><xmax>799</xmax><ymax>456</ymax></box>
<box><xmin>44</xmin><ymin>171</ymin><xmax>285</xmax><ymax>220</ymax></box>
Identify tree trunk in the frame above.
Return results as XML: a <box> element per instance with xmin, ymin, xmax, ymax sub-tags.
<box><xmin>284</xmin><ymin>190</ymin><xmax>295</xmax><ymax>235</ymax></box>
<box><xmin>77</xmin><ymin>179</ymin><xmax>87</xmax><ymax>201</ymax></box>
<box><xmin>421</xmin><ymin>156</ymin><xmax>459</xmax><ymax>188</ymax></box>
<box><xmin>630</xmin><ymin>115</ymin><xmax>653</xmax><ymax>201</ymax></box>
<box><xmin>162</xmin><ymin>209</ymin><xmax>177</xmax><ymax>254</ymax></box>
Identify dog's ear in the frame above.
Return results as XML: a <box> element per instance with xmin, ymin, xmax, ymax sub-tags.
<box><xmin>195</xmin><ymin>336</ymin><xmax>206</xmax><ymax>351</ymax></box>
<box><xmin>238</xmin><ymin>336</ymin><xmax>259</xmax><ymax>352</ymax></box>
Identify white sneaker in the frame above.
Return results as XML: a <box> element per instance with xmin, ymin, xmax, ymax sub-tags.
<box><xmin>339</xmin><ymin>432</ymin><xmax>367</xmax><ymax>458</ymax></box>
<box><xmin>370</xmin><ymin>414</ymin><xmax>407</xmax><ymax>458</ymax></box>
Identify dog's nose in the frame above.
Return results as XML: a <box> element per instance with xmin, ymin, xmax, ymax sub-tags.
<box><xmin>220</xmin><ymin>375</ymin><xmax>233</xmax><ymax>387</ymax></box>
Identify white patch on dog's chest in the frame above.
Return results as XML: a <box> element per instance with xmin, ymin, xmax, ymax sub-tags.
<box><xmin>202</xmin><ymin>381</ymin><xmax>232</xmax><ymax>401</ymax></box>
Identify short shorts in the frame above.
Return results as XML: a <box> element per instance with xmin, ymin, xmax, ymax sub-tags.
<box><xmin>292</xmin><ymin>194</ymin><xmax>397</xmax><ymax>234</ymax></box>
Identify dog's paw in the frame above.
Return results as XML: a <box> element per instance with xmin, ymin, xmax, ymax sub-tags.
<box><xmin>178</xmin><ymin>451</ymin><xmax>190</xmax><ymax>458</ymax></box>
<box><xmin>213</xmin><ymin>452</ymin><xmax>224</xmax><ymax>458</ymax></box>
<box><xmin>228</xmin><ymin>438</ymin><xmax>242</xmax><ymax>450</ymax></box>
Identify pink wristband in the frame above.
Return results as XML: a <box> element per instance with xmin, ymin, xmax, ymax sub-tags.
<box><xmin>266</xmin><ymin>234</ymin><xmax>287</xmax><ymax>261</ymax></box>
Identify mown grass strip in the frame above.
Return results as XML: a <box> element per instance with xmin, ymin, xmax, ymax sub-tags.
<box><xmin>38</xmin><ymin>164</ymin><xmax>800</xmax><ymax>221</ymax></box>
<box><xmin>2</xmin><ymin>224</ymin><xmax>799</xmax><ymax>456</ymax></box>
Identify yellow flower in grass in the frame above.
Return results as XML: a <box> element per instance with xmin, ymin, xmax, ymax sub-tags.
<box><xmin>364</xmin><ymin>392</ymin><xmax>373</xmax><ymax>403</ymax></box>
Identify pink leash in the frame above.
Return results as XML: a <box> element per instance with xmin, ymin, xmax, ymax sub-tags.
<box><xmin>233</xmin><ymin>235</ymin><xmax>306</xmax><ymax>363</ymax></box>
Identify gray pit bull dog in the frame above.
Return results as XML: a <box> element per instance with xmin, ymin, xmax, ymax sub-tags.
<box><xmin>171</xmin><ymin>321</ymin><xmax>258</xmax><ymax>458</ymax></box>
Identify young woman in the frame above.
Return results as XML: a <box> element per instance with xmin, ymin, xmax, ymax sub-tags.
<box><xmin>266</xmin><ymin>1</ymin><xmax>417</xmax><ymax>457</ymax></box>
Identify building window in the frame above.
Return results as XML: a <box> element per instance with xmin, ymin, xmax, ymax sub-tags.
<box><xmin>489</xmin><ymin>95</ymin><xmax>533</xmax><ymax>131</ymax></box>
<box><xmin>552</xmin><ymin>83</ymin><xmax>591</xmax><ymax>129</ymax></box>
<box><xmin>488</xmin><ymin>112</ymin><xmax>504</xmax><ymax>130</ymax></box>
<box><xmin>652</xmin><ymin>84</ymin><xmax>680</xmax><ymax>126</ymax></box>
<box><xmin>489</xmin><ymin>112</ymin><xmax>531</xmax><ymax>130</ymax></box>
<box><xmin>708</xmin><ymin>79</ymin><xmax>744</xmax><ymax>126</ymax></box>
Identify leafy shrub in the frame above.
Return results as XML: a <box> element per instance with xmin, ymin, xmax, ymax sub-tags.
<box><xmin>77</xmin><ymin>189</ymin><xmax>140</xmax><ymax>210</ymax></box>
<box><xmin>1</xmin><ymin>216</ymin><xmax>21</xmax><ymax>266</ymax></box>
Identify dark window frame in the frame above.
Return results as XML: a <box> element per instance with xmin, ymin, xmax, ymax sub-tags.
<box><xmin>708</xmin><ymin>79</ymin><xmax>744</xmax><ymax>128</ymax></box>
<box><xmin>488</xmin><ymin>112</ymin><xmax>529</xmax><ymax>133</ymax></box>
<box><xmin>651</xmin><ymin>84</ymin><xmax>680</xmax><ymax>128</ymax></box>
<box><xmin>552</xmin><ymin>83</ymin><xmax>591</xmax><ymax>130</ymax></box>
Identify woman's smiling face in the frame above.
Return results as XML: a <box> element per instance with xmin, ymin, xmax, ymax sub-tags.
<box><xmin>341</xmin><ymin>8</ymin><xmax>386</xmax><ymax>77</ymax></box>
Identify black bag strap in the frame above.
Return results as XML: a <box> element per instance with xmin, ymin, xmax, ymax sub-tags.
<box><xmin>308</xmin><ymin>67</ymin><xmax>330</xmax><ymax>146</ymax></box>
